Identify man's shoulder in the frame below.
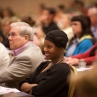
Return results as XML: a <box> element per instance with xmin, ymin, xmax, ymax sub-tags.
<box><xmin>21</xmin><ymin>42</ymin><xmax>41</xmax><ymax>54</ymax></box>
<box><xmin>17</xmin><ymin>42</ymin><xmax>43</xmax><ymax>60</ymax></box>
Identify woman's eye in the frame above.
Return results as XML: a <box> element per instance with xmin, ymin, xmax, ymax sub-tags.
<box><xmin>47</xmin><ymin>46</ymin><xmax>52</xmax><ymax>49</ymax></box>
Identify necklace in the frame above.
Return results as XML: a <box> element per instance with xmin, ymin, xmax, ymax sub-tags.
<box><xmin>41</xmin><ymin>58</ymin><xmax>65</xmax><ymax>73</ymax></box>
<box><xmin>51</xmin><ymin>58</ymin><xmax>65</xmax><ymax>65</ymax></box>
<box><xmin>56</xmin><ymin>58</ymin><xmax>64</xmax><ymax>64</ymax></box>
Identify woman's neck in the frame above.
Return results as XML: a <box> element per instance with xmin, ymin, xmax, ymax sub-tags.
<box><xmin>51</xmin><ymin>55</ymin><xmax>64</xmax><ymax>65</ymax></box>
<box><xmin>76</xmin><ymin>34</ymin><xmax>81</xmax><ymax>38</ymax></box>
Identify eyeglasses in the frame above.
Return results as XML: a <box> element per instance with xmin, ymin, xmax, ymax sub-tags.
<box><xmin>8</xmin><ymin>32</ymin><xmax>20</xmax><ymax>38</ymax></box>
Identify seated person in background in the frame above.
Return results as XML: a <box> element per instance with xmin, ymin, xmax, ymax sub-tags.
<box><xmin>18</xmin><ymin>16</ymin><xmax>40</xmax><ymax>46</ymax></box>
<box><xmin>19</xmin><ymin>30</ymin><xmax>71</xmax><ymax>97</ymax></box>
<box><xmin>1</xmin><ymin>18</ymin><xmax>11</xmax><ymax>49</ymax></box>
<box><xmin>36</xmin><ymin>7</ymin><xmax>59</xmax><ymax>37</ymax></box>
<box><xmin>65</xmin><ymin>42</ymin><xmax>97</xmax><ymax>65</ymax></box>
<box><xmin>0</xmin><ymin>42</ymin><xmax>10</xmax><ymax>70</ymax></box>
<box><xmin>57</xmin><ymin>13</ymin><xmax>74</xmax><ymax>41</ymax></box>
<box><xmin>36</xmin><ymin>8</ymin><xmax>59</xmax><ymax>53</ymax></box>
<box><xmin>40</xmin><ymin>7</ymin><xmax>59</xmax><ymax>35</ymax></box>
<box><xmin>0</xmin><ymin>22</ymin><xmax>44</xmax><ymax>88</ymax></box>
<box><xmin>0</xmin><ymin>19</ymin><xmax>5</xmax><ymax>42</ymax></box>
<box><xmin>87</xmin><ymin>7</ymin><xmax>97</xmax><ymax>40</ymax></box>
<box><xmin>65</xmin><ymin>15</ymin><xmax>94</xmax><ymax>57</ymax></box>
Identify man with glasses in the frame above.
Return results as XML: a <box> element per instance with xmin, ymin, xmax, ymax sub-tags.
<box><xmin>0</xmin><ymin>22</ymin><xmax>44</xmax><ymax>88</ymax></box>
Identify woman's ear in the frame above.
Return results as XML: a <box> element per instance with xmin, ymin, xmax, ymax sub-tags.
<box><xmin>60</xmin><ymin>47</ymin><xmax>64</xmax><ymax>53</ymax></box>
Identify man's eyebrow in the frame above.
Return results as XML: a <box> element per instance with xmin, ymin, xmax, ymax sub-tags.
<box><xmin>9</xmin><ymin>32</ymin><xmax>16</xmax><ymax>34</ymax></box>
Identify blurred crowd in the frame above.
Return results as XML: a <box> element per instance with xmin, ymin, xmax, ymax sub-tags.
<box><xmin>0</xmin><ymin>0</ymin><xmax>97</xmax><ymax>96</ymax></box>
<box><xmin>0</xmin><ymin>1</ymin><xmax>97</xmax><ymax>53</ymax></box>
<box><xmin>0</xmin><ymin>0</ymin><xmax>97</xmax><ymax>65</ymax></box>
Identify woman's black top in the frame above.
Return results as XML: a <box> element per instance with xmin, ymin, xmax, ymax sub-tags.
<box><xmin>19</xmin><ymin>61</ymin><xmax>70</xmax><ymax>97</ymax></box>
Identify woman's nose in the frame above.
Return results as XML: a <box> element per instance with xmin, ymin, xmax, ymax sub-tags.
<box><xmin>44</xmin><ymin>47</ymin><xmax>48</xmax><ymax>52</ymax></box>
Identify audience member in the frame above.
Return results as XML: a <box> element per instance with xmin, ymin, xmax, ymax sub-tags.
<box><xmin>36</xmin><ymin>7</ymin><xmax>59</xmax><ymax>53</ymax></box>
<box><xmin>57</xmin><ymin>13</ymin><xmax>74</xmax><ymax>40</ymax></box>
<box><xmin>0</xmin><ymin>42</ymin><xmax>10</xmax><ymax>86</ymax></box>
<box><xmin>18</xmin><ymin>16</ymin><xmax>39</xmax><ymax>46</ymax></box>
<box><xmin>19</xmin><ymin>30</ymin><xmax>70</xmax><ymax>97</ymax></box>
<box><xmin>57</xmin><ymin>4</ymin><xmax>66</xmax><ymax>14</ymax></box>
<box><xmin>37</xmin><ymin>3</ymin><xmax>46</xmax><ymax>24</ymax></box>
<box><xmin>67</xmin><ymin>0</ymin><xmax>84</xmax><ymax>16</ymax></box>
<box><xmin>65</xmin><ymin>42</ymin><xmax>97</xmax><ymax>65</ymax></box>
<box><xmin>1</xmin><ymin>7</ymin><xmax>18</xmax><ymax>23</ymax></box>
<box><xmin>0</xmin><ymin>42</ymin><xmax>10</xmax><ymax>70</ymax></box>
<box><xmin>54</xmin><ymin>4</ymin><xmax>66</xmax><ymax>23</ymax></box>
<box><xmin>0</xmin><ymin>18</ymin><xmax>5</xmax><ymax>42</ymax></box>
<box><xmin>18</xmin><ymin>16</ymin><xmax>35</xmax><ymax>27</ymax></box>
<box><xmin>0</xmin><ymin>22</ymin><xmax>44</xmax><ymax>88</ymax></box>
<box><xmin>0</xmin><ymin>7</ymin><xmax>3</xmax><ymax>18</ymax></box>
<box><xmin>40</xmin><ymin>7</ymin><xmax>59</xmax><ymax>35</ymax></box>
<box><xmin>87</xmin><ymin>7</ymin><xmax>97</xmax><ymax>40</ymax></box>
<box><xmin>2</xmin><ymin>19</ymin><xmax>12</xmax><ymax>49</ymax></box>
<box><xmin>66</xmin><ymin>15</ymin><xmax>94</xmax><ymax>57</ymax></box>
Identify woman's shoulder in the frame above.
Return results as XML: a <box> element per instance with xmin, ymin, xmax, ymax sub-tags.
<box><xmin>79</xmin><ymin>39</ymin><xmax>93</xmax><ymax>45</ymax></box>
<box><xmin>52</xmin><ymin>62</ymin><xmax>70</xmax><ymax>73</ymax></box>
<box><xmin>40</xmin><ymin>61</ymin><xmax>50</xmax><ymax>66</ymax></box>
<box><xmin>36</xmin><ymin>61</ymin><xmax>50</xmax><ymax>70</ymax></box>
<box><xmin>59</xmin><ymin>62</ymin><xmax>70</xmax><ymax>68</ymax></box>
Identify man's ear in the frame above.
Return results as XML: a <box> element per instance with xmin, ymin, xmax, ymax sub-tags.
<box><xmin>24</xmin><ymin>35</ymin><xmax>29</xmax><ymax>41</ymax></box>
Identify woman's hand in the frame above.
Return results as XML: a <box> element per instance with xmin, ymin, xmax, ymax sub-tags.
<box><xmin>29</xmin><ymin>84</ymin><xmax>38</xmax><ymax>95</ymax></box>
<box><xmin>20</xmin><ymin>82</ymin><xmax>38</xmax><ymax>93</ymax></box>
<box><xmin>65</xmin><ymin>57</ymin><xmax>79</xmax><ymax>65</ymax></box>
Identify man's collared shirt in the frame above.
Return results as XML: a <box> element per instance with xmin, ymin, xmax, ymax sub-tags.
<box><xmin>13</xmin><ymin>41</ymin><xmax>31</xmax><ymax>56</ymax></box>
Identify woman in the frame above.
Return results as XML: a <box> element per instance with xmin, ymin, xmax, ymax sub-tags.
<box><xmin>2</xmin><ymin>19</ymin><xmax>11</xmax><ymax>49</ymax></box>
<box><xmin>19</xmin><ymin>30</ymin><xmax>71</xmax><ymax>97</ymax></box>
<box><xmin>65</xmin><ymin>42</ymin><xmax>97</xmax><ymax>65</ymax></box>
<box><xmin>66</xmin><ymin>15</ymin><xmax>94</xmax><ymax>57</ymax></box>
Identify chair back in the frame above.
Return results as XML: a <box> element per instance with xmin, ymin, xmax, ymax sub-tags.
<box><xmin>68</xmin><ymin>66</ymin><xmax>77</xmax><ymax>97</ymax></box>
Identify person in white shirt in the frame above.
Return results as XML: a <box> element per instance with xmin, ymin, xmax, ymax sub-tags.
<box><xmin>0</xmin><ymin>43</ymin><xmax>10</xmax><ymax>70</ymax></box>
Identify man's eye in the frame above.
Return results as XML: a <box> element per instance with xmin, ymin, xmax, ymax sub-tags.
<box><xmin>11</xmin><ymin>33</ymin><xmax>15</xmax><ymax>36</ymax></box>
<box><xmin>7</xmin><ymin>33</ymin><xmax>16</xmax><ymax>37</ymax></box>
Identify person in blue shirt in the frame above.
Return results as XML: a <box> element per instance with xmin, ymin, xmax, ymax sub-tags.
<box><xmin>66</xmin><ymin>15</ymin><xmax>94</xmax><ymax>57</ymax></box>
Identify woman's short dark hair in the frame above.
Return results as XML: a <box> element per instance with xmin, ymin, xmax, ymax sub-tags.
<box><xmin>45</xmin><ymin>30</ymin><xmax>68</xmax><ymax>49</ymax></box>
<box><xmin>71</xmin><ymin>15</ymin><xmax>94</xmax><ymax>38</ymax></box>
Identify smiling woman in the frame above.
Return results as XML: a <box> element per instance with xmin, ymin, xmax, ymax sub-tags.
<box><xmin>19</xmin><ymin>30</ymin><xmax>71</xmax><ymax>97</ymax></box>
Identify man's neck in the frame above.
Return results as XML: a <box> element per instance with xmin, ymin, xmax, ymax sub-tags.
<box><xmin>13</xmin><ymin>41</ymin><xmax>31</xmax><ymax>56</ymax></box>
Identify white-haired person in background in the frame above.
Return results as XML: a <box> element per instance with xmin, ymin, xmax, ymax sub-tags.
<box><xmin>87</xmin><ymin>7</ymin><xmax>97</xmax><ymax>40</ymax></box>
<box><xmin>0</xmin><ymin>22</ymin><xmax>44</xmax><ymax>88</ymax></box>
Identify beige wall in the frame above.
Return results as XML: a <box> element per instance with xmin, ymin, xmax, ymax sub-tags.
<box><xmin>0</xmin><ymin>0</ymin><xmax>70</xmax><ymax>16</ymax></box>
<box><xmin>0</xmin><ymin>0</ymin><xmax>97</xmax><ymax>17</ymax></box>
